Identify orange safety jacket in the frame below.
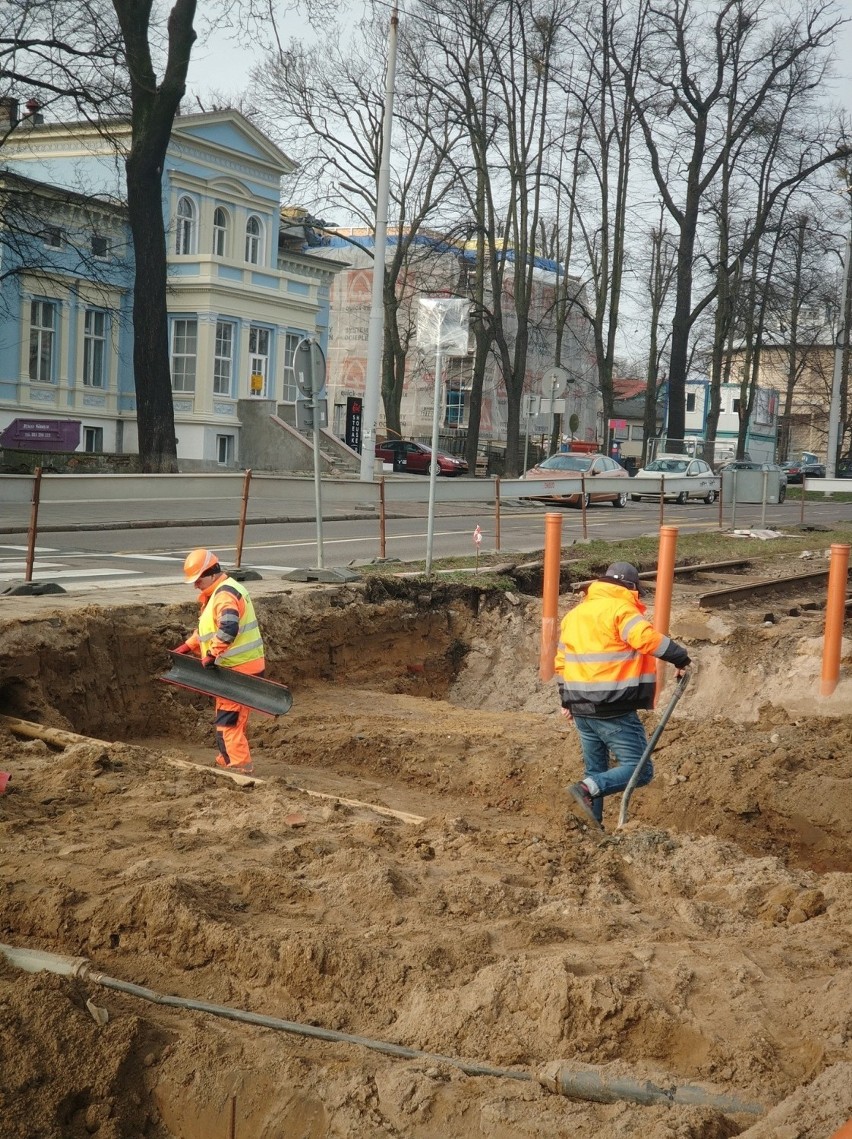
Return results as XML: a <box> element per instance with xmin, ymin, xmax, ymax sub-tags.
<box><xmin>185</xmin><ymin>574</ymin><xmax>265</xmax><ymax>675</ymax></box>
<box><xmin>554</xmin><ymin>581</ymin><xmax>688</xmax><ymax>717</ymax></box>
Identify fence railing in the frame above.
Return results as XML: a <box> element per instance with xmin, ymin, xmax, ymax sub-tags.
<box><xmin>1</xmin><ymin>469</ymin><xmax>848</xmax><ymax>591</ymax></box>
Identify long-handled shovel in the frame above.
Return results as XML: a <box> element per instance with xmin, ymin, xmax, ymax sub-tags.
<box><xmin>617</xmin><ymin>669</ymin><xmax>690</xmax><ymax>829</ymax></box>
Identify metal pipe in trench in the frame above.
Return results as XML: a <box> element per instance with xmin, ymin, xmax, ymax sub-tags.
<box><xmin>0</xmin><ymin>943</ymin><xmax>764</xmax><ymax>1116</ymax></box>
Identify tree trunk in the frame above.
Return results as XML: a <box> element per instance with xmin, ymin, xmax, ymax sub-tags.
<box><xmin>125</xmin><ymin>154</ymin><xmax>178</xmax><ymax>471</ymax></box>
<box><xmin>112</xmin><ymin>0</ymin><xmax>197</xmax><ymax>473</ymax></box>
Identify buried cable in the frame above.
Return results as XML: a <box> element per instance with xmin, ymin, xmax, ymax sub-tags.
<box><xmin>0</xmin><ymin>943</ymin><xmax>765</xmax><ymax>1116</ymax></box>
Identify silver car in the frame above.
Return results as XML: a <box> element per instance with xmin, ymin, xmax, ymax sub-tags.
<box><xmin>631</xmin><ymin>456</ymin><xmax>719</xmax><ymax>504</ymax></box>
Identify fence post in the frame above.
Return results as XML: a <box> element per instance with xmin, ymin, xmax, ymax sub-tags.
<box><xmin>495</xmin><ymin>477</ymin><xmax>502</xmax><ymax>553</ymax></box>
<box><xmin>820</xmin><ymin>542</ymin><xmax>851</xmax><ymax>697</ymax></box>
<box><xmin>539</xmin><ymin>512</ymin><xmax>563</xmax><ymax>681</ymax></box>
<box><xmin>24</xmin><ymin>467</ymin><xmax>43</xmax><ymax>584</ymax></box>
<box><xmin>579</xmin><ymin>476</ymin><xmax>588</xmax><ymax>539</ymax></box>
<box><xmin>234</xmin><ymin>468</ymin><xmax>253</xmax><ymax>569</ymax></box>
<box><xmin>379</xmin><ymin>477</ymin><xmax>387</xmax><ymax>560</ymax></box>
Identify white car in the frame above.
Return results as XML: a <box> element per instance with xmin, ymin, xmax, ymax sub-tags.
<box><xmin>631</xmin><ymin>456</ymin><xmax>719</xmax><ymax>504</ymax></box>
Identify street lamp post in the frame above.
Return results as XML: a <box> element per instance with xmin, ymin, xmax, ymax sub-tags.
<box><xmin>358</xmin><ymin>4</ymin><xmax>399</xmax><ymax>483</ymax></box>
<box><xmin>827</xmin><ymin>230</ymin><xmax>851</xmax><ymax>479</ymax></box>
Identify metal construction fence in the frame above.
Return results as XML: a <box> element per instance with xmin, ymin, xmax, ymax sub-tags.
<box><xmin>1</xmin><ymin>469</ymin><xmax>849</xmax><ymax>587</ymax></box>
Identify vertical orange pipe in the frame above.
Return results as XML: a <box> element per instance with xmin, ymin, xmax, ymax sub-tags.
<box><xmin>539</xmin><ymin>512</ymin><xmax>563</xmax><ymax>680</ymax></box>
<box><xmin>495</xmin><ymin>476</ymin><xmax>502</xmax><ymax>552</ymax></box>
<box><xmin>653</xmin><ymin>525</ymin><xmax>679</xmax><ymax>699</ymax></box>
<box><xmin>820</xmin><ymin>542</ymin><xmax>851</xmax><ymax>697</ymax></box>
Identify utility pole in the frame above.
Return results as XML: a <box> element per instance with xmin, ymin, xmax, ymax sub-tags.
<box><xmin>358</xmin><ymin>4</ymin><xmax>399</xmax><ymax>483</ymax></box>
<box><xmin>827</xmin><ymin>230</ymin><xmax>851</xmax><ymax>479</ymax></box>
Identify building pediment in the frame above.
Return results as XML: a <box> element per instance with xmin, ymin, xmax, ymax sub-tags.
<box><xmin>171</xmin><ymin>112</ymin><xmax>296</xmax><ymax>175</ymax></box>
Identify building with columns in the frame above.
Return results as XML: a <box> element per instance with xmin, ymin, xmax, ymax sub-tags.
<box><xmin>0</xmin><ymin>105</ymin><xmax>341</xmax><ymax>468</ymax></box>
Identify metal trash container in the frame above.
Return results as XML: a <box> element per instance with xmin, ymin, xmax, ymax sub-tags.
<box><xmin>722</xmin><ymin>469</ymin><xmax>783</xmax><ymax>505</ymax></box>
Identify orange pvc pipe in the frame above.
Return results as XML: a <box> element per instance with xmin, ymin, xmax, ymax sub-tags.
<box><xmin>820</xmin><ymin>543</ymin><xmax>851</xmax><ymax>697</ymax></box>
<box><xmin>653</xmin><ymin>525</ymin><xmax>679</xmax><ymax>700</ymax></box>
<box><xmin>539</xmin><ymin>512</ymin><xmax>563</xmax><ymax>680</ymax></box>
<box><xmin>829</xmin><ymin>1121</ymin><xmax>852</xmax><ymax>1139</ymax></box>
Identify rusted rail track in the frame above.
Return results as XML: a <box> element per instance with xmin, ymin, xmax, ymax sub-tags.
<box><xmin>697</xmin><ymin>567</ymin><xmax>848</xmax><ymax>609</ymax></box>
<box><xmin>573</xmin><ymin>558</ymin><xmax>753</xmax><ymax>593</ymax></box>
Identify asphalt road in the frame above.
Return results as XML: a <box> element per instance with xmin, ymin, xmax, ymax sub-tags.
<box><xmin>1</xmin><ymin>493</ymin><xmax>848</xmax><ymax>594</ymax></box>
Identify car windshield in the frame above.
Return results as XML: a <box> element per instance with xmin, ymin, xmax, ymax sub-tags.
<box><xmin>537</xmin><ymin>454</ymin><xmax>593</xmax><ymax>472</ymax></box>
<box><xmin>645</xmin><ymin>459</ymin><xmax>689</xmax><ymax>473</ymax></box>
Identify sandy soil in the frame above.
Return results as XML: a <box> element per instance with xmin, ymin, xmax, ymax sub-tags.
<box><xmin>0</xmin><ymin>556</ymin><xmax>851</xmax><ymax>1138</ymax></box>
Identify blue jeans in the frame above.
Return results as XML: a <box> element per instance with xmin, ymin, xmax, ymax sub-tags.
<box><xmin>572</xmin><ymin>712</ymin><xmax>651</xmax><ymax>823</ymax></box>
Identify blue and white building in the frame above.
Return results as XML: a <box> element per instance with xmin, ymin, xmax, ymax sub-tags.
<box><xmin>0</xmin><ymin>106</ymin><xmax>341</xmax><ymax>467</ymax></box>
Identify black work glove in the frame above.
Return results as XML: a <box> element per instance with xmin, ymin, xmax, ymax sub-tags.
<box><xmin>202</xmin><ymin>654</ymin><xmax>218</xmax><ymax>669</ymax></box>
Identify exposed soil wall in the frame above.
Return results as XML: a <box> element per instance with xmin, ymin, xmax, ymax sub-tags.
<box><xmin>0</xmin><ymin>570</ymin><xmax>850</xmax><ymax>1138</ymax></box>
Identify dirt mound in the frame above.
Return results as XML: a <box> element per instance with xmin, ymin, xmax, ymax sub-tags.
<box><xmin>0</xmin><ymin>564</ymin><xmax>850</xmax><ymax>1137</ymax></box>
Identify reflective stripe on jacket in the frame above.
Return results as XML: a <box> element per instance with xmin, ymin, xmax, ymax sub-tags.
<box><xmin>554</xmin><ymin>581</ymin><xmax>672</xmax><ymax>716</ymax></box>
<box><xmin>195</xmin><ymin>575</ymin><xmax>265</xmax><ymax>670</ymax></box>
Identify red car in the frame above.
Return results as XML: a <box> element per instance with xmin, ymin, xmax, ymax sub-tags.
<box><xmin>375</xmin><ymin>439</ymin><xmax>469</xmax><ymax>475</ymax></box>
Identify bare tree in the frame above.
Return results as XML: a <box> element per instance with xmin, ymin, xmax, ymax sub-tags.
<box><xmin>412</xmin><ymin>0</ymin><xmax>577</xmax><ymax>475</ymax></box>
<box><xmin>252</xmin><ymin>11</ymin><xmax>463</xmax><ymax>436</ymax></box>
<box><xmin>615</xmin><ymin>0</ymin><xmax>848</xmax><ymax>452</ymax></box>
<box><xmin>108</xmin><ymin>0</ymin><xmax>199</xmax><ymax>472</ymax></box>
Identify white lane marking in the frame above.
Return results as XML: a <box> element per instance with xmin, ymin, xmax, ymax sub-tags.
<box><xmin>0</xmin><ymin>568</ymin><xmax>141</xmax><ymax>582</ymax></box>
<box><xmin>0</xmin><ymin>544</ymin><xmax>60</xmax><ymax>553</ymax></box>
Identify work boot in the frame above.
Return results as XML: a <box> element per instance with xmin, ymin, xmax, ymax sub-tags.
<box><xmin>567</xmin><ymin>782</ymin><xmax>602</xmax><ymax>830</ymax></box>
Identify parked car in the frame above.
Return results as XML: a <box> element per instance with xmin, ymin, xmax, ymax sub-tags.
<box><xmin>375</xmin><ymin>439</ymin><xmax>469</xmax><ymax>476</ymax></box>
<box><xmin>520</xmin><ymin>452</ymin><xmax>630</xmax><ymax>508</ymax></box>
<box><xmin>718</xmin><ymin>460</ymin><xmax>788</xmax><ymax>503</ymax></box>
<box><xmin>780</xmin><ymin>460</ymin><xmax>825</xmax><ymax>484</ymax></box>
<box><xmin>631</xmin><ymin>455</ymin><xmax>719</xmax><ymax>504</ymax></box>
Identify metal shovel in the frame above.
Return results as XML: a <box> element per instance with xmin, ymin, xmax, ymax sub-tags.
<box><xmin>617</xmin><ymin>668</ymin><xmax>690</xmax><ymax>829</ymax></box>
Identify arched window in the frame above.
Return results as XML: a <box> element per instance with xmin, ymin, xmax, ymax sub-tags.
<box><xmin>245</xmin><ymin>215</ymin><xmax>262</xmax><ymax>265</ymax></box>
<box><xmin>175</xmin><ymin>196</ymin><xmax>195</xmax><ymax>255</ymax></box>
<box><xmin>212</xmin><ymin>206</ymin><xmax>229</xmax><ymax>257</ymax></box>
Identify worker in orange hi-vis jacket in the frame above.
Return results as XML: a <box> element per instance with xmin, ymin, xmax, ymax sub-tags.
<box><xmin>173</xmin><ymin>549</ymin><xmax>266</xmax><ymax>774</ymax></box>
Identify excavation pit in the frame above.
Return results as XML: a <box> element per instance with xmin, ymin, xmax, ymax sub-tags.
<box><xmin>1</xmin><ymin>572</ymin><xmax>851</xmax><ymax>1138</ymax></box>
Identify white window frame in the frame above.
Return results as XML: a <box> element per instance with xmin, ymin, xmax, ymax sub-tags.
<box><xmin>213</xmin><ymin>206</ymin><xmax>229</xmax><ymax>257</ymax></box>
<box><xmin>170</xmin><ymin>318</ymin><xmax>198</xmax><ymax>393</ymax></box>
<box><xmin>29</xmin><ymin>299</ymin><xmax>57</xmax><ymax>383</ymax></box>
<box><xmin>83</xmin><ymin>308</ymin><xmax>107</xmax><ymax>388</ymax></box>
<box><xmin>84</xmin><ymin>426</ymin><xmax>104</xmax><ymax>452</ymax></box>
<box><xmin>245</xmin><ymin>214</ymin><xmax>263</xmax><ymax>265</ymax></box>
<box><xmin>248</xmin><ymin>325</ymin><xmax>270</xmax><ymax>398</ymax></box>
<box><xmin>175</xmin><ymin>196</ymin><xmax>196</xmax><ymax>255</ymax></box>
<box><xmin>216</xmin><ymin>434</ymin><xmax>234</xmax><ymax>465</ymax></box>
<box><xmin>282</xmin><ymin>332</ymin><xmax>302</xmax><ymax>402</ymax></box>
<box><xmin>214</xmin><ymin>320</ymin><xmax>235</xmax><ymax>396</ymax></box>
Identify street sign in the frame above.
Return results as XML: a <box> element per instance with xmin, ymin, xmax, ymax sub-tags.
<box><xmin>542</xmin><ymin>365</ymin><xmax>571</xmax><ymax>395</ymax></box>
<box><xmin>345</xmin><ymin>396</ymin><xmax>363</xmax><ymax>453</ymax></box>
<box><xmin>293</xmin><ymin>338</ymin><xmax>327</xmax><ymax>397</ymax></box>
<box><xmin>295</xmin><ymin>399</ymin><xmax>328</xmax><ymax>431</ymax></box>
